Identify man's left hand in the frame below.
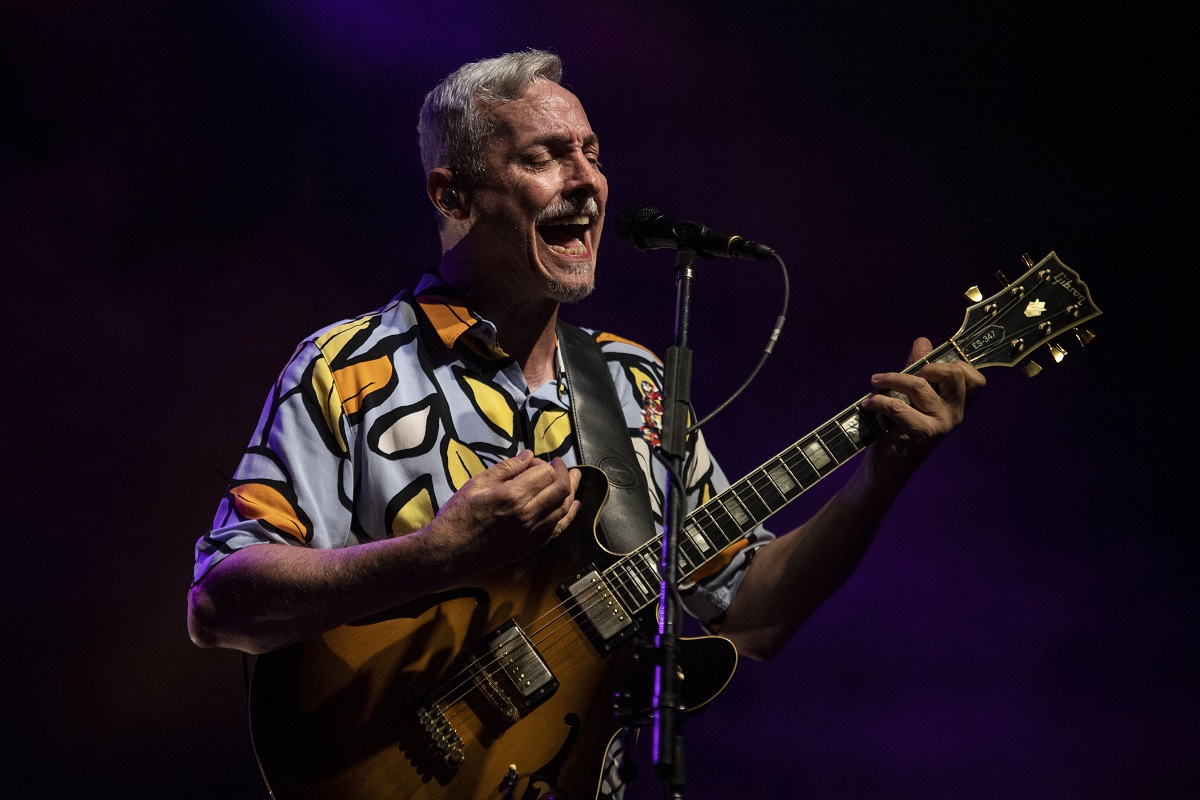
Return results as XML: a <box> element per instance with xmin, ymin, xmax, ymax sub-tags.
<box><xmin>860</xmin><ymin>337</ymin><xmax>986</xmax><ymax>463</ymax></box>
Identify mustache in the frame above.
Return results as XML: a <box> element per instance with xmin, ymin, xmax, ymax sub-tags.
<box><xmin>536</xmin><ymin>197</ymin><xmax>601</xmax><ymax>223</ymax></box>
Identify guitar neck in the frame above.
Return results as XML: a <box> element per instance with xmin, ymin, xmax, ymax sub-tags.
<box><xmin>604</xmin><ymin>341</ymin><xmax>965</xmax><ymax>615</ymax></box>
<box><xmin>601</xmin><ymin>251</ymin><xmax>1102</xmax><ymax>616</ymax></box>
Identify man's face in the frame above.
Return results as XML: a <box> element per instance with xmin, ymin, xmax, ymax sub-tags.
<box><xmin>467</xmin><ymin>79</ymin><xmax>607</xmax><ymax>303</ymax></box>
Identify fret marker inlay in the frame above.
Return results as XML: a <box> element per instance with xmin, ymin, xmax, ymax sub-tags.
<box><xmin>685</xmin><ymin>522</ymin><xmax>712</xmax><ymax>553</ymax></box>
<box><xmin>803</xmin><ymin>441</ymin><xmax>831</xmax><ymax>468</ymax></box>
<box><xmin>840</xmin><ymin>414</ymin><xmax>862</xmax><ymax>444</ymax></box>
<box><xmin>767</xmin><ymin>462</ymin><xmax>796</xmax><ymax>493</ymax></box>
<box><xmin>725</xmin><ymin>498</ymin><xmax>752</xmax><ymax>528</ymax></box>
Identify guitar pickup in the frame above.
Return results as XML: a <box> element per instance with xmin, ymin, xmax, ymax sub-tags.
<box><xmin>563</xmin><ymin>570</ymin><xmax>635</xmax><ymax>652</ymax></box>
<box><xmin>480</xmin><ymin>621</ymin><xmax>558</xmax><ymax>711</ymax></box>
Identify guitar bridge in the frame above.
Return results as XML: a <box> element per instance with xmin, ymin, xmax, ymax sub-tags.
<box><xmin>458</xmin><ymin>651</ymin><xmax>520</xmax><ymax>723</ymax></box>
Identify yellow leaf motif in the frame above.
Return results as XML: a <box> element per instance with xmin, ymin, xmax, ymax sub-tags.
<box><xmin>389</xmin><ymin>486</ymin><xmax>435</xmax><ymax>537</ymax></box>
<box><xmin>532</xmin><ymin>409</ymin><xmax>571</xmax><ymax>457</ymax></box>
<box><xmin>314</xmin><ymin>317</ymin><xmax>372</xmax><ymax>362</ymax></box>
<box><xmin>463</xmin><ymin>375</ymin><xmax>515</xmax><ymax>438</ymax></box>
<box><xmin>309</xmin><ymin>355</ymin><xmax>347</xmax><ymax>454</ymax></box>
<box><xmin>445</xmin><ymin>439</ymin><xmax>485</xmax><ymax>490</ymax></box>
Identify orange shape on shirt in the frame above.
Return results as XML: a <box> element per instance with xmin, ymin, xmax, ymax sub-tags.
<box><xmin>333</xmin><ymin>355</ymin><xmax>394</xmax><ymax>416</ymax></box>
<box><xmin>230</xmin><ymin>483</ymin><xmax>308</xmax><ymax>544</ymax></box>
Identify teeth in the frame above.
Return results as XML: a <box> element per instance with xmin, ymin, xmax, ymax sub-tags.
<box><xmin>543</xmin><ymin>215</ymin><xmax>592</xmax><ymax>226</ymax></box>
<box><xmin>547</xmin><ymin>240</ymin><xmax>586</xmax><ymax>255</ymax></box>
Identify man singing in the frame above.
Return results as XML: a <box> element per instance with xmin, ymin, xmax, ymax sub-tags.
<box><xmin>188</xmin><ymin>49</ymin><xmax>984</xmax><ymax>799</ymax></box>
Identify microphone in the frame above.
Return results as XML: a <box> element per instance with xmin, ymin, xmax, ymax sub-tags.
<box><xmin>614</xmin><ymin>206</ymin><xmax>776</xmax><ymax>261</ymax></box>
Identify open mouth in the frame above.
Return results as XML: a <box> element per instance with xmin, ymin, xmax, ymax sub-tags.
<box><xmin>537</xmin><ymin>214</ymin><xmax>593</xmax><ymax>256</ymax></box>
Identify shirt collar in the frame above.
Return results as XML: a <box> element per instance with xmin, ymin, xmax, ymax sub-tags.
<box><xmin>413</xmin><ymin>272</ymin><xmax>508</xmax><ymax>360</ymax></box>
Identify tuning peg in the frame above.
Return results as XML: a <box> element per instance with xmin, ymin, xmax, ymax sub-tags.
<box><xmin>1075</xmin><ymin>329</ymin><xmax>1096</xmax><ymax>347</ymax></box>
<box><xmin>1021</xmin><ymin>253</ymin><xmax>1035</xmax><ymax>268</ymax></box>
<box><xmin>964</xmin><ymin>285</ymin><xmax>983</xmax><ymax>302</ymax></box>
<box><xmin>1022</xmin><ymin>360</ymin><xmax>1043</xmax><ymax>377</ymax></box>
<box><xmin>995</xmin><ymin>269</ymin><xmax>1010</xmax><ymax>287</ymax></box>
<box><xmin>1049</xmin><ymin>343</ymin><xmax>1067</xmax><ymax>363</ymax></box>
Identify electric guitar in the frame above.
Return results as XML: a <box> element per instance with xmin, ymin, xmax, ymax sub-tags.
<box><xmin>248</xmin><ymin>252</ymin><xmax>1101</xmax><ymax>799</ymax></box>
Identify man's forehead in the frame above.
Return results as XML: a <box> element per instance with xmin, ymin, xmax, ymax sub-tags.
<box><xmin>485</xmin><ymin>80</ymin><xmax>597</xmax><ymax>144</ymax></box>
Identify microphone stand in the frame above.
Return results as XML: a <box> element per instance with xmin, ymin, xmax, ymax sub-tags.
<box><xmin>653</xmin><ymin>246</ymin><xmax>696</xmax><ymax>799</ymax></box>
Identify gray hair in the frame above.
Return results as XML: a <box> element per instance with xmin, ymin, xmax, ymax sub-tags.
<box><xmin>417</xmin><ymin>49</ymin><xmax>564</xmax><ymax>185</ymax></box>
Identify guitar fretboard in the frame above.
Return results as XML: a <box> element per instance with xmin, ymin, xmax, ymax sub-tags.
<box><xmin>603</xmin><ymin>342</ymin><xmax>964</xmax><ymax>615</ymax></box>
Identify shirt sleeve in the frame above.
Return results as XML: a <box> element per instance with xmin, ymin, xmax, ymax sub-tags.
<box><xmin>192</xmin><ymin>340</ymin><xmax>356</xmax><ymax>583</ymax></box>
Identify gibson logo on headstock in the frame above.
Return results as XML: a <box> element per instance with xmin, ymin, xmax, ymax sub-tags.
<box><xmin>1052</xmin><ymin>271</ymin><xmax>1086</xmax><ymax>303</ymax></box>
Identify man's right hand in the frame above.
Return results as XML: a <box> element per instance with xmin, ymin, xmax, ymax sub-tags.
<box><xmin>189</xmin><ymin>450</ymin><xmax>582</xmax><ymax>654</ymax></box>
<box><xmin>424</xmin><ymin>449</ymin><xmax>582</xmax><ymax>575</ymax></box>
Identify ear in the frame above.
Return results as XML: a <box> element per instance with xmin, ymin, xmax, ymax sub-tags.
<box><xmin>426</xmin><ymin>168</ymin><xmax>468</xmax><ymax>219</ymax></box>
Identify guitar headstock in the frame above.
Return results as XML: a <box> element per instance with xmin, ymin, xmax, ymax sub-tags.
<box><xmin>953</xmin><ymin>252</ymin><xmax>1101</xmax><ymax>373</ymax></box>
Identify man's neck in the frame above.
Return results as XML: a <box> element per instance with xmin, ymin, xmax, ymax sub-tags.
<box><xmin>437</xmin><ymin>256</ymin><xmax>560</xmax><ymax>392</ymax></box>
<box><xmin>497</xmin><ymin>300</ymin><xmax>560</xmax><ymax>393</ymax></box>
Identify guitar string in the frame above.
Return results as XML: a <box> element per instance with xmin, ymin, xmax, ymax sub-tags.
<box><xmin>433</xmin><ymin>420</ymin><xmax>859</xmax><ymax>726</ymax></box>
<box><xmin>429</xmin><ymin>479</ymin><xmax>758</xmax><ymax>723</ymax></box>
<box><xmin>430</xmin><ymin>566</ymin><xmax>645</xmax><ymax>724</ymax></box>
<box><xmin>428</xmin><ymin>408</ymin><xmax>780</xmax><ymax>716</ymax></box>
<box><xmin>433</xmin><ymin>348</ymin><xmax>963</xmax><ymax>720</ymax></box>
<box><xmin>719</xmin><ymin>280</ymin><xmax>1086</xmax><ymax>518</ymax></box>
<box><xmin>435</xmin><ymin>301</ymin><xmax>1071</xmax><ymax>727</ymax></box>
<box><xmin>432</xmin><ymin>275</ymin><xmax>1082</xmax><ymax>728</ymax></box>
<box><xmin>431</xmin><ymin>531</ymin><xmax>670</xmax><ymax>721</ymax></box>
<box><xmin>728</xmin><ymin>288</ymin><xmax>1091</xmax><ymax>549</ymax></box>
<box><xmin>432</xmin><ymin>372</ymin><xmax>913</xmax><ymax>714</ymax></box>
<box><xmin>437</xmin><ymin>492</ymin><xmax>747</xmax><ymax>720</ymax></box>
<box><xmin>435</xmin><ymin>325</ymin><xmax>1065</xmax><ymax>730</ymax></box>
<box><xmin>431</xmin><ymin>410</ymin><xmax>886</xmax><ymax>726</ymax></box>
<box><xmin>429</xmin><ymin>407</ymin><xmax>880</xmax><ymax>724</ymax></box>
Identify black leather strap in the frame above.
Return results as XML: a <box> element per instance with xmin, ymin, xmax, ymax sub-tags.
<box><xmin>557</xmin><ymin>321</ymin><xmax>657</xmax><ymax>552</ymax></box>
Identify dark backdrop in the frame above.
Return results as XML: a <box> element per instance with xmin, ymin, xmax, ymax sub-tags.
<box><xmin>4</xmin><ymin>1</ymin><xmax>1195</xmax><ymax>798</ymax></box>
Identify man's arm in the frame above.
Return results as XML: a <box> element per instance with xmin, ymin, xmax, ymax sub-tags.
<box><xmin>718</xmin><ymin>338</ymin><xmax>986</xmax><ymax>661</ymax></box>
<box><xmin>187</xmin><ymin>451</ymin><xmax>581</xmax><ymax>654</ymax></box>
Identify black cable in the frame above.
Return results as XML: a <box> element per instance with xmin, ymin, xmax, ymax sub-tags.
<box><xmin>687</xmin><ymin>251</ymin><xmax>790</xmax><ymax>434</ymax></box>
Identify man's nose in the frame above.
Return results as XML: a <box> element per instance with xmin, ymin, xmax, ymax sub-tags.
<box><xmin>563</xmin><ymin>153</ymin><xmax>602</xmax><ymax>198</ymax></box>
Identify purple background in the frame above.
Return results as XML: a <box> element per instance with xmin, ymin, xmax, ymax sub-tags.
<box><xmin>4</xmin><ymin>1</ymin><xmax>1194</xmax><ymax>797</ymax></box>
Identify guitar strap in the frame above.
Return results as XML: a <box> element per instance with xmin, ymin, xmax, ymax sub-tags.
<box><xmin>556</xmin><ymin>321</ymin><xmax>657</xmax><ymax>552</ymax></box>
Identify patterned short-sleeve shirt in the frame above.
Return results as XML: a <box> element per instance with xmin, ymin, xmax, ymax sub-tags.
<box><xmin>195</xmin><ymin>273</ymin><xmax>771</xmax><ymax>623</ymax></box>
